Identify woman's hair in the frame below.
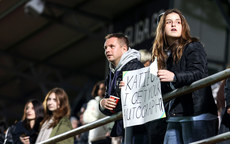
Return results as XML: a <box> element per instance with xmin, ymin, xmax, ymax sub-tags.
<box><xmin>139</xmin><ymin>49</ymin><xmax>152</xmax><ymax>64</ymax></box>
<box><xmin>152</xmin><ymin>8</ymin><xmax>199</xmax><ymax>69</ymax></box>
<box><xmin>22</xmin><ymin>99</ymin><xmax>44</xmax><ymax>131</ymax></box>
<box><xmin>41</xmin><ymin>87</ymin><xmax>71</xmax><ymax>128</ymax></box>
<box><xmin>91</xmin><ymin>80</ymin><xmax>105</xmax><ymax>98</ymax></box>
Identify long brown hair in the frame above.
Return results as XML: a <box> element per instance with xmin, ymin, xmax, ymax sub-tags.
<box><xmin>22</xmin><ymin>99</ymin><xmax>44</xmax><ymax>131</ymax></box>
<box><xmin>41</xmin><ymin>87</ymin><xmax>71</xmax><ymax>128</ymax></box>
<box><xmin>152</xmin><ymin>9</ymin><xmax>199</xmax><ymax>69</ymax></box>
<box><xmin>91</xmin><ymin>80</ymin><xmax>105</xmax><ymax>98</ymax></box>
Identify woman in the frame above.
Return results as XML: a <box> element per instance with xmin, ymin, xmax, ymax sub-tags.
<box><xmin>11</xmin><ymin>99</ymin><xmax>44</xmax><ymax>144</ymax></box>
<box><xmin>35</xmin><ymin>87</ymin><xmax>74</xmax><ymax>144</ymax></box>
<box><xmin>152</xmin><ymin>9</ymin><xmax>218</xmax><ymax>143</ymax></box>
<box><xmin>83</xmin><ymin>81</ymin><xmax>112</xmax><ymax>144</ymax></box>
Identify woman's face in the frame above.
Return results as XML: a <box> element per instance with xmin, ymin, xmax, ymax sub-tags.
<box><xmin>47</xmin><ymin>93</ymin><xmax>59</xmax><ymax>112</ymax></box>
<box><xmin>97</xmin><ymin>83</ymin><xmax>105</xmax><ymax>97</ymax></box>
<box><xmin>165</xmin><ymin>12</ymin><xmax>182</xmax><ymax>40</ymax></box>
<box><xmin>26</xmin><ymin>102</ymin><xmax>36</xmax><ymax>120</ymax></box>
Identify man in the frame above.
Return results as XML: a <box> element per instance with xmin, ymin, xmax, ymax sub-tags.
<box><xmin>99</xmin><ymin>33</ymin><xmax>146</xmax><ymax>144</ymax></box>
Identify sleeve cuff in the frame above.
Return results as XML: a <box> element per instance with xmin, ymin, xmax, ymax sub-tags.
<box><xmin>99</xmin><ymin>99</ymin><xmax>105</xmax><ymax>110</ymax></box>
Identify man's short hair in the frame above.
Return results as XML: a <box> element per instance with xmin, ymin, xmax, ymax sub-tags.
<box><xmin>105</xmin><ymin>33</ymin><xmax>130</xmax><ymax>48</ymax></box>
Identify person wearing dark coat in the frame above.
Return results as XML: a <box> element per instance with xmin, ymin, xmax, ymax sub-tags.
<box><xmin>12</xmin><ymin>121</ymin><xmax>38</xmax><ymax>144</ymax></box>
<box><xmin>99</xmin><ymin>33</ymin><xmax>147</xmax><ymax>144</ymax></box>
<box><xmin>11</xmin><ymin>99</ymin><xmax>44</xmax><ymax>144</ymax></box>
<box><xmin>152</xmin><ymin>9</ymin><xmax>218</xmax><ymax>144</ymax></box>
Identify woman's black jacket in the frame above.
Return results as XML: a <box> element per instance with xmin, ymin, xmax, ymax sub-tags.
<box><xmin>162</xmin><ymin>42</ymin><xmax>217</xmax><ymax>117</ymax></box>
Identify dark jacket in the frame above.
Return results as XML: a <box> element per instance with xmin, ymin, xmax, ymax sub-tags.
<box><xmin>0</xmin><ymin>133</ymin><xmax>5</xmax><ymax>144</ymax></box>
<box><xmin>100</xmin><ymin>58</ymin><xmax>144</xmax><ymax>137</ymax></box>
<box><xmin>11</xmin><ymin>121</ymin><xmax>38</xmax><ymax>144</ymax></box>
<box><xmin>225</xmin><ymin>78</ymin><xmax>230</xmax><ymax>108</ymax></box>
<box><xmin>162</xmin><ymin>42</ymin><xmax>217</xmax><ymax>117</ymax></box>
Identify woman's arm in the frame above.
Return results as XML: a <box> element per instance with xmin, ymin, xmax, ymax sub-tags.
<box><xmin>174</xmin><ymin>42</ymin><xmax>207</xmax><ymax>87</ymax></box>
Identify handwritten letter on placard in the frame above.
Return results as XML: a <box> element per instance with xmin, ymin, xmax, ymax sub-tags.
<box><xmin>121</xmin><ymin>62</ymin><xmax>166</xmax><ymax>128</ymax></box>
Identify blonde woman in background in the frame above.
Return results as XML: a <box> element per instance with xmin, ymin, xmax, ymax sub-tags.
<box><xmin>83</xmin><ymin>81</ymin><xmax>113</xmax><ymax>144</ymax></box>
<box><xmin>139</xmin><ymin>49</ymin><xmax>152</xmax><ymax>67</ymax></box>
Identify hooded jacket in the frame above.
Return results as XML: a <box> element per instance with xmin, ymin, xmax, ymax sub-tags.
<box><xmin>99</xmin><ymin>48</ymin><xmax>144</xmax><ymax>137</ymax></box>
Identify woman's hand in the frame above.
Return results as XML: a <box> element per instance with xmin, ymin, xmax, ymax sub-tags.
<box><xmin>157</xmin><ymin>70</ymin><xmax>175</xmax><ymax>82</ymax></box>
<box><xmin>20</xmin><ymin>136</ymin><xmax>30</xmax><ymax>144</ymax></box>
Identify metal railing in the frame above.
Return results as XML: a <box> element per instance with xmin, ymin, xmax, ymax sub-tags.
<box><xmin>38</xmin><ymin>112</ymin><xmax>122</xmax><ymax>144</ymax></box>
<box><xmin>191</xmin><ymin>131</ymin><xmax>230</xmax><ymax>144</ymax></box>
<box><xmin>38</xmin><ymin>68</ymin><xmax>230</xmax><ymax>144</ymax></box>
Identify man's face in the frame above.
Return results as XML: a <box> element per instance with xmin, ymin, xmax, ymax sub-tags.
<box><xmin>104</xmin><ymin>37</ymin><xmax>127</xmax><ymax>67</ymax></box>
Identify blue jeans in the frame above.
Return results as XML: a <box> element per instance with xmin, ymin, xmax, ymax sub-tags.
<box><xmin>163</xmin><ymin>119</ymin><xmax>218</xmax><ymax>144</ymax></box>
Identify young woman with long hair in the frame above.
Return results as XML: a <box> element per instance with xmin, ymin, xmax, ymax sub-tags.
<box><xmin>12</xmin><ymin>99</ymin><xmax>44</xmax><ymax>144</ymax></box>
<box><xmin>152</xmin><ymin>8</ymin><xmax>218</xmax><ymax>143</ymax></box>
<box><xmin>35</xmin><ymin>87</ymin><xmax>74</xmax><ymax>144</ymax></box>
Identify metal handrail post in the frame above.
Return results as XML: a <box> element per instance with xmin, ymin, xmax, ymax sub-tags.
<box><xmin>190</xmin><ymin>131</ymin><xmax>230</xmax><ymax>144</ymax></box>
<box><xmin>163</xmin><ymin>68</ymin><xmax>230</xmax><ymax>102</ymax></box>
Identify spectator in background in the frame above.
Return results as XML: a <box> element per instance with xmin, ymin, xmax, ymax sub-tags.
<box><xmin>215</xmin><ymin>80</ymin><xmax>226</xmax><ymax>127</ymax></box>
<box><xmin>70</xmin><ymin>116</ymin><xmax>79</xmax><ymax>130</ymax></box>
<box><xmin>83</xmin><ymin>81</ymin><xmax>112</xmax><ymax>144</ymax></box>
<box><xmin>212</xmin><ymin>81</ymin><xmax>222</xmax><ymax>105</ymax></box>
<box><xmin>99</xmin><ymin>33</ymin><xmax>147</xmax><ymax>144</ymax></box>
<box><xmin>35</xmin><ymin>87</ymin><xmax>74</xmax><ymax>144</ymax></box>
<box><xmin>152</xmin><ymin>9</ymin><xmax>218</xmax><ymax>143</ymax></box>
<box><xmin>139</xmin><ymin>49</ymin><xmax>152</xmax><ymax>67</ymax></box>
<box><xmin>0</xmin><ymin>119</ymin><xmax>8</xmax><ymax>143</ymax></box>
<box><xmin>1</xmin><ymin>118</ymin><xmax>14</xmax><ymax>144</ymax></box>
<box><xmin>11</xmin><ymin>99</ymin><xmax>44</xmax><ymax>144</ymax></box>
<box><xmin>216</xmin><ymin>66</ymin><xmax>230</xmax><ymax>127</ymax></box>
<box><xmin>76</xmin><ymin>104</ymin><xmax>88</xmax><ymax>144</ymax></box>
<box><xmin>70</xmin><ymin>116</ymin><xmax>79</xmax><ymax>144</ymax></box>
<box><xmin>218</xmin><ymin>77</ymin><xmax>230</xmax><ymax>144</ymax></box>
